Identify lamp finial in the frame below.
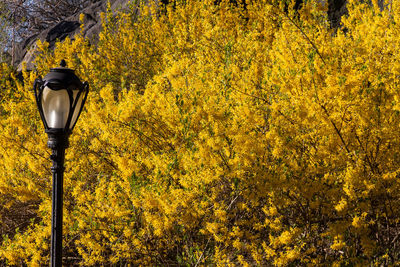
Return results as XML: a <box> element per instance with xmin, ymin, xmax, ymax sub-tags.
<box><xmin>60</xmin><ymin>60</ymin><xmax>67</xmax><ymax>68</ymax></box>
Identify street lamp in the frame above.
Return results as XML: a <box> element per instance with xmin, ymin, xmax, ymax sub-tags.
<box><xmin>33</xmin><ymin>60</ymin><xmax>89</xmax><ymax>267</ymax></box>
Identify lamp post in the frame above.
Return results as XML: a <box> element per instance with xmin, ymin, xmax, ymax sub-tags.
<box><xmin>33</xmin><ymin>60</ymin><xmax>89</xmax><ymax>267</ymax></box>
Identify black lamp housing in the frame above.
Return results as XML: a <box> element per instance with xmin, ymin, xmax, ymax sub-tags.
<box><xmin>33</xmin><ymin>60</ymin><xmax>89</xmax><ymax>148</ymax></box>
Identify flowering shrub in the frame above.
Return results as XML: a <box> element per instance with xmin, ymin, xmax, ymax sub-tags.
<box><xmin>1</xmin><ymin>0</ymin><xmax>400</xmax><ymax>265</ymax></box>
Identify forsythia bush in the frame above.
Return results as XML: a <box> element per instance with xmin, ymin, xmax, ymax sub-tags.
<box><xmin>1</xmin><ymin>0</ymin><xmax>400</xmax><ymax>265</ymax></box>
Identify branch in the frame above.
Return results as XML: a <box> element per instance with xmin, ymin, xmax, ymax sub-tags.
<box><xmin>276</xmin><ymin>5</ymin><xmax>326</xmax><ymax>64</ymax></box>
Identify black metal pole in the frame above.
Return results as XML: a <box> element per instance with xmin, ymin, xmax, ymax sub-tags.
<box><xmin>47</xmin><ymin>132</ymin><xmax>69</xmax><ymax>267</ymax></box>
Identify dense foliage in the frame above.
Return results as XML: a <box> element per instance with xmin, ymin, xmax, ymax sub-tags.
<box><xmin>0</xmin><ymin>0</ymin><xmax>400</xmax><ymax>265</ymax></box>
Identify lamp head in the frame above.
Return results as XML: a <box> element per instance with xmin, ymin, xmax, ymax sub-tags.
<box><xmin>34</xmin><ymin>60</ymin><xmax>89</xmax><ymax>145</ymax></box>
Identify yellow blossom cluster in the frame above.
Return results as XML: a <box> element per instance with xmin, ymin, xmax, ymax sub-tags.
<box><xmin>0</xmin><ymin>0</ymin><xmax>400</xmax><ymax>265</ymax></box>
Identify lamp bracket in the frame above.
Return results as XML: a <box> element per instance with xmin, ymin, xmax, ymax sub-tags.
<box><xmin>46</xmin><ymin>130</ymin><xmax>70</xmax><ymax>150</ymax></box>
